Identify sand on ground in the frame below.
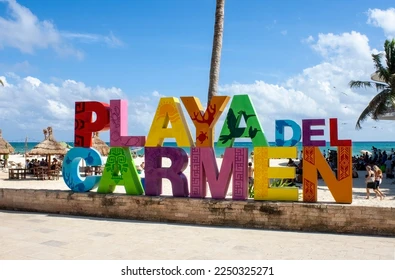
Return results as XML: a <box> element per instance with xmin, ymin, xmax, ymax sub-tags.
<box><xmin>1</xmin><ymin>154</ymin><xmax>394</xmax><ymax>207</ymax></box>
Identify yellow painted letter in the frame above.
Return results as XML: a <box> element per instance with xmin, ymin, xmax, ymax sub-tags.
<box><xmin>254</xmin><ymin>147</ymin><xmax>299</xmax><ymax>201</ymax></box>
<box><xmin>146</xmin><ymin>97</ymin><xmax>194</xmax><ymax>147</ymax></box>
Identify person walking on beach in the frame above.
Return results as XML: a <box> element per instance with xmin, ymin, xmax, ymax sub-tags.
<box><xmin>247</xmin><ymin>162</ymin><xmax>254</xmax><ymax>198</ymax></box>
<box><xmin>248</xmin><ymin>162</ymin><xmax>254</xmax><ymax>187</ymax></box>
<box><xmin>372</xmin><ymin>165</ymin><xmax>385</xmax><ymax>199</ymax></box>
<box><xmin>385</xmin><ymin>156</ymin><xmax>393</xmax><ymax>178</ymax></box>
<box><xmin>365</xmin><ymin>165</ymin><xmax>376</xmax><ymax>199</ymax></box>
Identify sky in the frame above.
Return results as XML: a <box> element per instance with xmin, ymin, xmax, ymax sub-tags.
<box><xmin>1</xmin><ymin>0</ymin><xmax>395</xmax><ymax>143</ymax></box>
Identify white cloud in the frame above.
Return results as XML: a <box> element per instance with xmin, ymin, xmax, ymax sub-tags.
<box><xmin>46</xmin><ymin>100</ymin><xmax>73</xmax><ymax>119</ymax></box>
<box><xmin>367</xmin><ymin>8</ymin><xmax>395</xmax><ymax>37</ymax></box>
<box><xmin>310</xmin><ymin>31</ymin><xmax>372</xmax><ymax>60</ymax></box>
<box><xmin>152</xmin><ymin>90</ymin><xmax>165</xmax><ymax>98</ymax></box>
<box><xmin>24</xmin><ymin>76</ymin><xmax>41</xmax><ymax>87</ymax></box>
<box><xmin>0</xmin><ymin>0</ymin><xmax>123</xmax><ymax>59</ymax></box>
<box><xmin>61</xmin><ymin>31</ymin><xmax>124</xmax><ymax>48</ymax></box>
<box><xmin>301</xmin><ymin>35</ymin><xmax>314</xmax><ymax>44</ymax></box>
<box><xmin>0</xmin><ymin>73</ymin><xmax>158</xmax><ymax>141</ymax></box>
<box><xmin>281</xmin><ymin>30</ymin><xmax>288</xmax><ymax>36</ymax></box>
<box><xmin>218</xmin><ymin>31</ymin><xmax>395</xmax><ymax>141</ymax></box>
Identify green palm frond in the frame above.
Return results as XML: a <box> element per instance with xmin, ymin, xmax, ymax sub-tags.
<box><xmin>349</xmin><ymin>80</ymin><xmax>387</xmax><ymax>91</ymax></box>
<box><xmin>372</xmin><ymin>100</ymin><xmax>392</xmax><ymax>120</ymax></box>
<box><xmin>350</xmin><ymin>39</ymin><xmax>395</xmax><ymax>129</ymax></box>
<box><xmin>374</xmin><ymin>82</ymin><xmax>388</xmax><ymax>91</ymax></box>
<box><xmin>372</xmin><ymin>53</ymin><xmax>390</xmax><ymax>82</ymax></box>
<box><xmin>355</xmin><ymin>89</ymin><xmax>393</xmax><ymax>129</ymax></box>
<box><xmin>384</xmin><ymin>39</ymin><xmax>395</xmax><ymax>74</ymax></box>
<box><xmin>355</xmin><ymin>105</ymin><xmax>374</xmax><ymax>130</ymax></box>
<box><xmin>367</xmin><ymin>89</ymin><xmax>393</xmax><ymax>114</ymax></box>
<box><xmin>349</xmin><ymin>81</ymin><xmax>373</xmax><ymax>89</ymax></box>
<box><xmin>390</xmin><ymin>74</ymin><xmax>395</xmax><ymax>88</ymax></box>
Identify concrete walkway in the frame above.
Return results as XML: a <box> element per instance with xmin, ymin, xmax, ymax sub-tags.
<box><xmin>0</xmin><ymin>210</ymin><xmax>394</xmax><ymax>260</ymax></box>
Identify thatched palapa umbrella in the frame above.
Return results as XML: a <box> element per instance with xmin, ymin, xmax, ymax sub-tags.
<box><xmin>92</xmin><ymin>132</ymin><xmax>109</xmax><ymax>156</ymax></box>
<box><xmin>60</xmin><ymin>141</ymin><xmax>73</xmax><ymax>149</ymax></box>
<box><xmin>0</xmin><ymin>130</ymin><xmax>14</xmax><ymax>166</ymax></box>
<box><xmin>29</xmin><ymin>127</ymin><xmax>67</xmax><ymax>165</ymax></box>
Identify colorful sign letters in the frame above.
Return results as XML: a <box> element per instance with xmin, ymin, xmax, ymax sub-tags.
<box><xmin>63</xmin><ymin>95</ymin><xmax>353</xmax><ymax>204</ymax></box>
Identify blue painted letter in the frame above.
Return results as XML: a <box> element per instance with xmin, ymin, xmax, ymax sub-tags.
<box><xmin>62</xmin><ymin>147</ymin><xmax>103</xmax><ymax>192</ymax></box>
<box><xmin>275</xmin><ymin>120</ymin><xmax>301</xmax><ymax>146</ymax></box>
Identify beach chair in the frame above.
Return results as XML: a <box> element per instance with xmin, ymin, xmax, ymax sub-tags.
<box><xmin>51</xmin><ymin>166</ymin><xmax>61</xmax><ymax>180</ymax></box>
<box><xmin>36</xmin><ymin>167</ymin><xmax>45</xmax><ymax>180</ymax></box>
<box><xmin>95</xmin><ymin>166</ymin><xmax>103</xmax><ymax>175</ymax></box>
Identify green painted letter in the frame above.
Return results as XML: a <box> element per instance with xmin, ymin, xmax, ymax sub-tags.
<box><xmin>97</xmin><ymin>147</ymin><xmax>144</xmax><ymax>195</ymax></box>
<box><xmin>217</xmin><ymin>95</ymin><xmax>269</xmax><ymax>147</ymax></box>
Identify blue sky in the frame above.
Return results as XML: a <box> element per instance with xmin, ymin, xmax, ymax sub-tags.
<box><xmin>1</xmin><ymin>0</ymin><xmax>395</xmax><ymax>142</ymax></box>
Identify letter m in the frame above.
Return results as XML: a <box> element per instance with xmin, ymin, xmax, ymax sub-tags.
<box><xmin>190</xmin><ymin>147</ymin><xmax>248</xmax><ymax>200</ymax></box>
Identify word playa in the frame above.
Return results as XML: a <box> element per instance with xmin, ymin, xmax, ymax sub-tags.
<box><xmin>63</xmin><ymin>95</ymin><xmax>352</xmax><ymax>204</ymax></box>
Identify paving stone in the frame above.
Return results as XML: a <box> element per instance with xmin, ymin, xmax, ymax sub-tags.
<box><xmin>89</xmin><ymin>232</ymin><xmax>113</xmax><ymax>237</ymax></box>
<box><xmin>26</xmin><ymin>219</ymin><xmax>46</xmax><ymax>223</ymax></box>
<box><xmin>41</xmin><ymin>240</ymin><xmax>68</xmax><ymax>247</ymax></box>
<box><xmin>35</xmin><ymin>228</ymin><xmax>56</xmax><ymax>233</ymax></box>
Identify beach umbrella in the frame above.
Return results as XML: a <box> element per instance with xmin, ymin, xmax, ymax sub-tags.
<box><xmin>60</xmin><ymin>141</ymin><xmax>73</xmax><ymax>149</ymax></box>
<box><xmin>29</xmin><ymin>127</ymin><xmax>67</xmax><ymax>164</ymax></box>
<box><xmin>92</xmin><ymin>132</ymin><xmax>110</xmax><ymax>156</ymax></box>
<box><xmin>0</xmin><ymin>129</ymin><xmax>15</xmax><ymax>155</ymax></box>
<box><xmin>360</xmin><ymin>150</ymin><xmax>372</xmax><ymax>156</ymax></box>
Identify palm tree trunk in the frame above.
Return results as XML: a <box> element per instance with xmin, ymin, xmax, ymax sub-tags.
<box><xmin>207</xmin><ymin>0</ymin><xmax>225</xmax><ymax>106</ymax></box>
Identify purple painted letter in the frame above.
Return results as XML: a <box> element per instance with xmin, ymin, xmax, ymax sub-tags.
<box><xmin>302</xmin><ymin>119</ymin><xmax>326</xmax><ymax>147</ymax></box>
<box><xmin>190</xmin><ymin>147</ymin><xmax>248</xmax><ymax>200</ymax></box>
<box><xmin>110</xmin><ymin>100</ymin><xmax>145</xmax><ymax>147</ymax></box>
<box><xmin>145</xmin><ymin>147</ymin><xmax>189</xmax><ymax>197</ymax></box>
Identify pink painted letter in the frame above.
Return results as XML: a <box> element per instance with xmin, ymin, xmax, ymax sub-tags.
<box><xmin>190</xmin><ymin>147</ymin><xmax>248</xmax><ymax>200</ymax></box>
<box><xmin>110</xmin><ymin>100</ymin><xmax>145</xmax><ymax>147</ymax></box>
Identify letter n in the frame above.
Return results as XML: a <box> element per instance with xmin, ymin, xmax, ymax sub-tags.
<box><xmin>303</xmin><ymin>146</ymin><xmax>352</xmax><ymax>204</ymax></box>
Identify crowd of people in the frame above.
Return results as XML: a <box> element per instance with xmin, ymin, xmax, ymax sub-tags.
<box><xmin>25</xmin><ymin>158</ymin><xmax>61</xmax><ymax>173</ymax></box>
<box><xmin>354</xmin><ymin>146</ymin><xmax>395</xmax><ymax>176</ymax></box>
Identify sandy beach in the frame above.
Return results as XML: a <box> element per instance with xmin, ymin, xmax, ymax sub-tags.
<box><xmin>1</xmin><ymin>154</ymin><xmax>394</xmax><ymax>207</ymax></box>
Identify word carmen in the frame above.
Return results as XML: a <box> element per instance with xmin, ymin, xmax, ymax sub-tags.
<box><xmin>63</xmin><ymin>95</ymin><xmax>353</xmax><ymax>204</ymax></box>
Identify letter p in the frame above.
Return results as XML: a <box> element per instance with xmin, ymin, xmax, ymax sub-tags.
<box><xmin>74</xmin><ymin>101</ymin><xmax>110</xmax><ymax>147</ymax></box>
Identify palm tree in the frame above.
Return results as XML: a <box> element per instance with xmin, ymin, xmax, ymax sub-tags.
<box><xmin>207</xmin><ymin>0</ymin><xmax>225</xmax><ymax>105</ymax></box>
<box><xmin>349</xmin><ymin>39</ymin><xmax>395</xmax><ymax>129</ymax></box>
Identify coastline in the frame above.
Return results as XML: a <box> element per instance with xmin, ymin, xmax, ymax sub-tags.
<box><xmin>6</xmin><ymin>141</ymin><xmax>395</xmax><ymax>158</ymax></box>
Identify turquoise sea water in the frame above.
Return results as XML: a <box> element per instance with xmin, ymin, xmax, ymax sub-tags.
<box><xmin>9</xmin><ymin>141</ymin><xmax>395</xmax><ymax>157</ymax></box>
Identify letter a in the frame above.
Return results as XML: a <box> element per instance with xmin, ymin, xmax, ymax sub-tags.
<box><xmin>146</xmin><ymin>97</ymin><xmax>194</xmax><ymax>147</ymax></box>
<box><xmin>97</xmin><ymin>147</ymin><xmax>144</xmax><ymax>195</ymax></box>
<box><xmin>217</xmin><ymin>95</ymin><xmax>269</xmax><ymax>148</ymax></box>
